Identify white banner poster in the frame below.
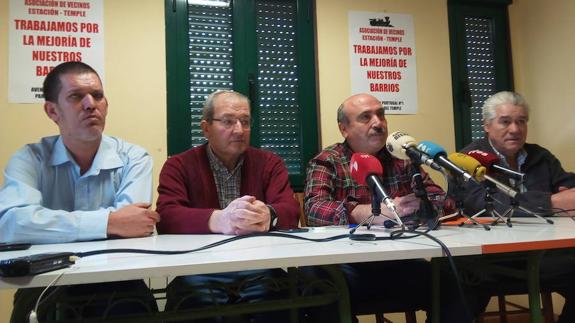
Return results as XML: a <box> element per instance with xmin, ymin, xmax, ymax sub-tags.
<box><xmin>9</xmin><ymin>0</ymin><xmax>104</xmax><ymax>103</ymax></box>
<box><xmin>349</xmin><ymin>12</ymin><xmax>417</xmax><ymax>114</ymax></box>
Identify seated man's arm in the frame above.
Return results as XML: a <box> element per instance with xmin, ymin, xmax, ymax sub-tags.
<box><xmin>156</xmin><ymin>162</ymin><xmax>264</xmax><ymax>235</ymax></box>
<box><xmin>208</xmin><ymin>195</ymin><xmax>270</xmax><ymax>235</ymax></box>
<box><xmin>106</xmin><ymin>144</ymin><xmax>159</xmax><ymax>238</ymax></box>
<box><xmin>551</xmin><ymin>187</ymin><xmax>575</xmax><ymax>216</ymax></box>
<box><xmin>156</xmin><ymin>155</ymin><xmax>217</xmax><ymax>234</ymax></box>
<box><xmin>418</xmin><ymin>166</ymin><xmax>453</xmax><ymax>214</ymax></box>
<box><xmin>463</xmin><ymin>150</ymin><xmax>575</xmax><ymax>216</ymax></box>
<box><xmin>304</xmin><ymin>157</ymin><xmax>354</xmax><ymax>226</ymax></box>
<box><xmin>549</xmin><ymin>153</ymin><xmax>575</xmax><ymax>215</ymax></box>
<box><xmin>260</xmin><ymin>154</ymin><xmax>299</xmax><ymax>230</ymax></box>
<box><xmin>0</xmin><ymin>145</ymin><xmax>157</xmax><ymax>244</ymax></box>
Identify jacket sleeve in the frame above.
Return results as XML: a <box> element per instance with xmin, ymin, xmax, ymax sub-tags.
<box><xmin>156</xmin><ymin>156</ymin><xmax>214</xmax><ymax>234</ymax></box>
<box><xmin>548</xmin><ymin>153</ymin><xmax>575</xmax><ymax>191</ymax></box>
<box><xmin>304</xmin><ymin>156</ymin><xmax>354</xmax><ymax>226</ymax></box>
<box><xmin>264</xmin><ymin>155</ymin><xmax>299</xmax><ymax>229</ymax></box>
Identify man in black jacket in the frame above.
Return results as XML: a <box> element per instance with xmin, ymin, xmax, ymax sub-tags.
<box><xmin>461</xmin><ymin>91</ymin><xmax>575</xmax><ymax>216</ymax></box>
<box><xmin>461</xmin><ymin>91</ymin><xmax>575</xmax><ymax>323</ymax></box>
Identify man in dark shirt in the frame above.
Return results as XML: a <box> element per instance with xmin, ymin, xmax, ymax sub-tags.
<box><xmin>461</xmin><ymin>91</ymin><xmax>575</xmax><ymax>323</ymax></box>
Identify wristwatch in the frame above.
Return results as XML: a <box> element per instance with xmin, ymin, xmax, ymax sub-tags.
<box><xmin>268</xmin><ymin>205</ymin><xmax>278</xmax><ymax>230</ymax></box>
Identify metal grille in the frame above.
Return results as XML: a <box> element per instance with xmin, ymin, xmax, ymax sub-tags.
<box><xmin>188</xmin><ymin>1</ymin><xmax>233</xmax><ymax>147</ymax></box>
<box><xmin>464</xmin><ymin>17</ymin><xmax>496</xmax><ymax>140</ymax></box>
<box><xmin>255</xmin><ymin>0</ymin><xmax>301</xmax><ymax>174</ymax></box>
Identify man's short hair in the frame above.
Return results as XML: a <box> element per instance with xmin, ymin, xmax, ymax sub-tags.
<box><xmin>337</xmin><ymin>103</ymin><xmax>348</xmax><ymax>124</ymax></box>
<box><xmin>43</xmin><ymin>61</ymin><xmax>101</xmax><ymax>102</ymax></box>
<box><xmin>202</xmin><ymin>90</ymin><xmax>250</xmax><ymax>121</ymax></box>
<box><xmin>482</xmin><ymin>91</ymin><xmax>529</xmax><ymax>124</ymax></box>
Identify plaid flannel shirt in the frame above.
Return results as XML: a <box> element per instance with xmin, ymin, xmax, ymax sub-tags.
<box><xmin>304</xmin><ymin>142</ymin><xmax>448</xmax><ymax>226</ymax></box>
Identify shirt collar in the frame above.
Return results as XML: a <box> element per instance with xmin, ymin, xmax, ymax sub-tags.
<box><xmin>342</xmin><ymin>140</ymin><xmax>390</xmax><ymax>161</ymax></box>
<box><xmin>206</xmin><ymin>144</ymin><xmax>244</xmax><ymax>175</ymax></box>
<box><xmin>50</xmin><ymin>136</ymin><xmax>72</xmax><ymax>166</ymax></box>
<box><xmin>487</xmin><ymin>138</ymin><xmax>528</xmax><ymax>169</ymax></box>
<box><xmin>50</xmin><ymin>135</ymin><xmax>124</xmax><ymax>175</ymax></box>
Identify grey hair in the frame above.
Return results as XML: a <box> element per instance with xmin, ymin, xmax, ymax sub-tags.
<box><xmin>202</xmin><ymin>90</ymin><xmax>250</xmax><ymax>121</ymax></box>
<box><xmin>337</xmin><ymin>103</ymin><xmax>348</xmax><ymax>124</ymax></box>
<box><xmin>482</xmin><ymin>91</ymin><xmax>529</xmax><ymax>124</ymax></box>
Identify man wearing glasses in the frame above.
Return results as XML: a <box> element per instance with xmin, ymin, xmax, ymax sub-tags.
<box><xmin>156</xmin><ymin>90</ymin><xmax>299</xmax><ymax>322</ymax></box>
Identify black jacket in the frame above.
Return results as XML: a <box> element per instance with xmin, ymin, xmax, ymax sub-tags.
<box><xmin>456</xmin><ymin>138</ymin><xmax>575</xmax><ymax>216</ymax></box>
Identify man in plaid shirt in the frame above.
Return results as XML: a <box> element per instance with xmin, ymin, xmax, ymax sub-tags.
<box><xmin>303</xmin><ymin>93</ymin><xmax>468</xmax><ymax>323</ymax></box>
<box><xmin>305</xmin><ymin>93</ymin><xmax>447</xmax><ymax>226</ymax></box>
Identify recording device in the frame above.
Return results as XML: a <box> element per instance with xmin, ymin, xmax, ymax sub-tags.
<box><xmin>0</xmin><ymin>243</ymin><xmax>32</xmax><ymax>252</ymax></box>
<box><xmin>0</xmin><ymin>252</ymin><xmax>76</xmax><ymax>277</ymax></box>
<box><xmin>349</xmin><ymin>153</ymin><xmax>404</xmax><ymax>230</ymax></box>
<box><xmin>417</xmin><ymin>141</ymin><xmax>477</xmax><ymax>183</ymax></box>
<box><xmin>385</xmin><ymin>131</ymin><xmax>442</xmax><ymax>171</ymax></box>
<box><xmin>466</xmin><ymin>150</ymin><xmax>526</xmax><ymax>180</ymax></box>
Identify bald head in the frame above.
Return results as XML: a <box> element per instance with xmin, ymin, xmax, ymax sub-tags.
<box><xmin>337</xmin><ymin>93</ymin><xmax>387</xmax><ymax>155</ymax></box>
<box><xmin>337</xmin><ymin>94</ymin><xmax>382</xmax><ymax>125</ymax></box>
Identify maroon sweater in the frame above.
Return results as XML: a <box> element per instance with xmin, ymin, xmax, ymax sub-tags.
<box><xmin>156</xmin><ymin>144</ymin><xmax>299</xmax><ymax>233</ymax></box>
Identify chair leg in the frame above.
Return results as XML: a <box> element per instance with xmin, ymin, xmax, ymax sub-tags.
<box><xmin>498</xmin><ymin>295</ymin><xmax>508</xmax><ymax>323</ymax></box>
<box><xmin>541</xmin><ymin>291</ymin><xmax>555</xmax><ymax>323</ymax></box>
<box><xmin>405</xmin><ymin>310</ymin><xmax>417</xmax><ymax>323</ymax></box>
<box><xmin>375</xmin><ymin>313</ymin><xmax>385</xmax><ymax>323</ymax></box>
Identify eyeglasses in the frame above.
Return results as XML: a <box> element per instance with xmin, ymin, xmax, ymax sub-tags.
<box><xmin>211</xmin><ymin>117</ymin><xmax>252</xmax><ymax>129</ymax></box>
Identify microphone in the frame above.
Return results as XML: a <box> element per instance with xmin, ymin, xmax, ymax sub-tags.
<box><xmin>448</xmin><ymin>153</ymin><xmax>518</xmax><ymax>198</ymax></box>
<box><xmin>349</xmin><ymin>153</ymin><xmax>403</xmax><ymax>227</ymax></box>
<box><xmin>447</xmin><ymin>153</ymin><xmax>487</xmax><ymax>182</ymax></box>
<box><xmin>466</xmin><ymin>150</ymin><xmax>525</xmax><ymax>180</ymax></box>
<box><xmin>385</xmin><ymin>131</ymin><xmax>442</xmax><ymax>171</ymax></box>
<box><xmin>416</xmin><ymin>141</ymin><xmax>477</xmax><ymax>183</ymax></box>
<box><xmin>453</xmin><ymin>153</ymin><xmax>552</xmax><ymax>225</ymax></box>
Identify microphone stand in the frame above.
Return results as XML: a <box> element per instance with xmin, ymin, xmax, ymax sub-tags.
<box><xmin>449</xmin><ymin>177</ymin><xmax>491</xmax><ymax>231</ymax></box>
<box><xmin>411</xmin><ymin>163</ymin><xmax>440</xmax><ymax>230</ymax></box>
<box><xmin>349</xmin><ymin>191</ymin><xmax>380</xmax><ymax>234</ymax></box>
<box><xmin>350</xmin><ymin>189</ymin><xmax>406</xmax><ymax>234</ymax></box>
<box><xmin>498</xmin><ymin>196</ymin><xmax>554</xmax><ymax>225</ymax></box>
<box><xmin>483</xmin><ymin>175</ymin><xmax>553</xmax><ymax>226</ymax></box>
<box><xmin>470</xmin><ymin>181</ymin><xmax>509</xmax><ymax>227</ymax></box>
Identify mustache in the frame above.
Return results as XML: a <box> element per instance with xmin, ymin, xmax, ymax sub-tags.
<box><xmin>369</xmin><ymin>127</ymin><xmax>386</xmax><ymax>135</ymax></box>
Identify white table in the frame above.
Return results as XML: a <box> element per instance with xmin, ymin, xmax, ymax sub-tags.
<box><xmin>0</xmin><ymin>225</ymin><xmax>482</xmax><ymax>289</ymax></box>
<box><xmin>2</xmin><ymin>217</ymin><xmax>575</xmax><ymax>323</ymax></box>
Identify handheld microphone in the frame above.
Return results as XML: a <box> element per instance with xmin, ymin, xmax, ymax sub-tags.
<box><xmin>447</xmin><ymin>153</ymin><xmax>487</xmax><ymax>182</ymax></box>
<box><xmin>416</xmin><ymin>141</ymin><xmax>477</xmax><ymax>183</ymax></box>
<box><xmin>467</xmin><ymin>150</ymin><xmax>525</xmax><ymax>180</ymax></box>
<box><xmin>385</xmin><ymin>131</ymin><xmax>442</xmax><ymax>171</ymax></box>
<box><xmin>350</xmin><ymin>153</ymin><xmax>403</xmax><ymax>226</ymax></box>
<box><xmin>448</xmin><ymin>153</ymin><xmax>519</xmax><ymax>198</ymax></box>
